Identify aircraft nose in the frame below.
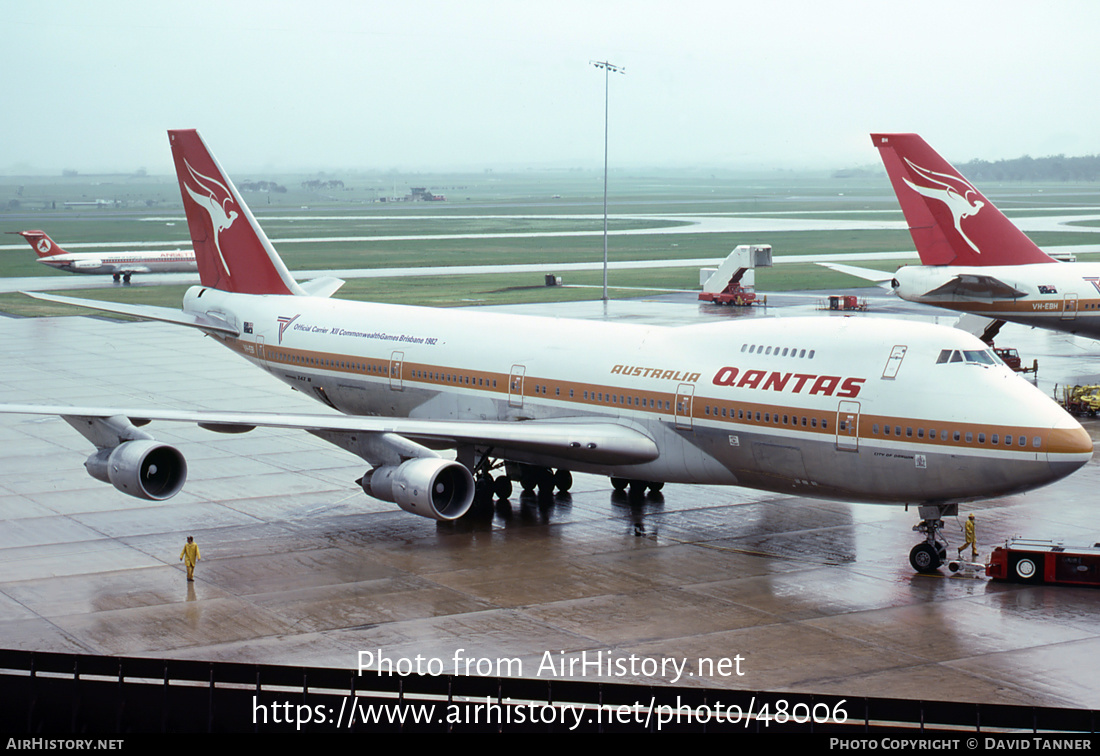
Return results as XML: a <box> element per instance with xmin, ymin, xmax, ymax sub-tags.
<box><xmin>1048</xmin><ymin>423</ymin><xmax>1094</xmax><ymax>478</ymax></box>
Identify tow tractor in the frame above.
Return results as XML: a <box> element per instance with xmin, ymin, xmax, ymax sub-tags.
<box><xmin>986</xmin><ymin>539</ymin><xmax>1100</xmax><ymax>586</ymax></box>
<box><xmin>698</xmin><ymin>244</ymin><xmax>771</xmax><ymax>306</ymax></box>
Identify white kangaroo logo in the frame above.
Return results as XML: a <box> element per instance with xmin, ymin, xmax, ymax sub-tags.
<box><xmin>182</xmin><ymin>159</ymin><xmax>239</xmax><ymax>277</ymax></box>
<box><xmin>902</xmin><ymin>158</ymin><xmax>985</xmax><ymax>255</ymax></box>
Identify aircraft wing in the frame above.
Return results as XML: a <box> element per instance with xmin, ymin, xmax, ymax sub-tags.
<box><xmin>0</xmin><ymin>404</ymin><xmax>660</xmax><ymax>466</ymax></box>
<box><xmin>922</xmin><ymin>275</ymin><xmax>1027</xmax><ymax>300</ymax></box>
<box><xmin>22</xmin><ymin>292</ymin><xmax>239</xmax><ymax>335</ymax></box>
<box><xmin>817</xmin><ymin>262</ymin><xmax>896</xmax><ymax>288</ymax></box>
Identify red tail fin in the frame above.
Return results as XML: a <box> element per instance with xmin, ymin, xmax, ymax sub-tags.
<box><xmin>167</xmin><ymin>130</ymin><xmax>303</xmax><ymax>295</ymax></box>
<box><xmin>871</xmin><ymin>133</ymin><xmax>1055</xmax><ymax>266</ymax></box>
<box><xmin>8</xmin><ymin>230</ymin><xmax>66</xmax><ymax>258</ymax></box>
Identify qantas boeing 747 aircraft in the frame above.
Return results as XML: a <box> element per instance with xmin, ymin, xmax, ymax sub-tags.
<box><xmin>823</xmin><ymin>133</ymin><xmax>1100</xmax><ymax>341</ymax></box>
<box><xmin>5</xmin><ymin>130</ymin><xmax>1092</xmax><ymax>573</ymax></box>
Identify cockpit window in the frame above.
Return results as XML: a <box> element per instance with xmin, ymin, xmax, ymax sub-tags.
<box><xmin>937</xmin><ymin>348</ymin><xmax>998</xmax><ymax>365</ymax></box>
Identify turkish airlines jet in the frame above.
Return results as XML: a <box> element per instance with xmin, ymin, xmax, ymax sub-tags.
<box><xmin>5</xmin><ymin>130</ymin><xmax>1092</xmax><ymax>574</ymax></box>
<box><xmin>824</xmin><ymin>133</ymin><xmax>1100</xmax><ymax>340</ymax></box>
<box><xmin>8</xmin><ymin>229</ymin><xmax>195</xmax><ymax>283</ymax></box>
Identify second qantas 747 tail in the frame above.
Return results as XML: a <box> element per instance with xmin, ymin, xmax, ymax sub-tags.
<box><xmin>167</xmin><ymin>129</ymin><xmax>304</xmax><ymax>296</ymax></box>
<box><xmin>871</xmin><ymin>133</ymin><xmax>1055</xmax><ymax>267</ymax></box>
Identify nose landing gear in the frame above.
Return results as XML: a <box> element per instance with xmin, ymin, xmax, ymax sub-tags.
<box><xmin>910</xmin><ymin>503</ymin><xmax>956</xmax><ymax>573</ymax></box>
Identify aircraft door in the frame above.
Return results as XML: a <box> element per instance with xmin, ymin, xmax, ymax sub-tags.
<box><xmin>835</xmin><ymin>400</ymin><xmax>860</xmax><ymax>452</ymax></box>
<box><xmin>675</xmin><ymin>384</ymin><xmax>695</xmax><ymax>431</ymax></box>
<box><xmin>389</xmin><ymin>351</ymin><xmax>404</xmax><ymax>391</ymax></box>
<box><xmin>256</xmin><ymin>335</ymin><xmax>266</xmax><ymax>362</ymax></box>
<box><xmin>1062</xmin><ymin>294</ymin><xmax>1079</xmax><ymax>320</ymax></box>
<box><xmin>509</xmin><ymin>365</ymin><xmax>525</xmax><ymax>408</ymax></box>
<box><xmin>881</xmin><ymin>345</ymin><xmax>907</xmax><ymax>379</ymax></box>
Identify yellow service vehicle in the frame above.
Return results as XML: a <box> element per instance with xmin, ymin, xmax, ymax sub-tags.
<box><xmin>1057</xmin><ymin>384</ymin><xmax>1100</xmax><ymax>417</ymax></box>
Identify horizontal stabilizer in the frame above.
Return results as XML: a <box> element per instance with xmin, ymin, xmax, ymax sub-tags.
<box><xmin>299</xmin><ymin>276</ymin><xmax>346</xmax><ymax>298</ymax></box>
<box><xmin>922</xmin><ymin>275</ymin><xmax>1027</xmax><ymax>300</ymax></box>
<box><xmin>22</xmin><ymin>292</ymin><xmax>239</xmax><ymax>335</ymax></box>
<box><xmin>817</xmin><ymin>262</ymin><xmax>896</xmax><ymax>288</ymax></box>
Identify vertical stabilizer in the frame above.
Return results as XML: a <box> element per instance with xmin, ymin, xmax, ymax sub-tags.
<box><xmin>871</xmin><ymin>133</ymin><xmax>1055</xmax><ymax>266</ymax></box>
<box><xmin>8</xmin><ymin>230</ymin><xmax>66</xmax><ymax>258</ymax></box>
<box><xmin>167</xmin><ymin>130</ymin><xmax>304</xmax><ymax>295</ymax></box>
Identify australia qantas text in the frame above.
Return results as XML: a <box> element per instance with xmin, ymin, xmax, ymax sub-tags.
<box><xmin>3</xmin><ymin>129</ymin><xmax>1091</xmax><ymax>574</ymax></box>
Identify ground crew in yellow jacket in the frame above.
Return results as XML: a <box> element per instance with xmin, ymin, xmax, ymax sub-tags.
<box><xmin>180</xmin><ymin>536</ymin><xmax>200</xmax><ymax>581</ymax></box>
<box><xmin>958</xmin><ymin>514</ymin><xmax>978</xmax><ymax>561</ymax></box>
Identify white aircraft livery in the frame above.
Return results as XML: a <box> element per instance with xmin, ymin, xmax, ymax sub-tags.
<box><xmin>825</xmin><ymin>133</ymin><xmax>1100</xmax><ymax>341</ymax></box>
<box><xmin>8</xmin><ymin>230</ymin><xmax>196</xmax><ymax>283</ymax></box>
<box><xmin>5</xmin><ymin>130</ymin><xmax>1092</xmax><ymax>574</ymax></box>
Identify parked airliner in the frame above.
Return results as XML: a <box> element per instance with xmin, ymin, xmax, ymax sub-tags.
<box><xmin>4</xmin><ymin>130</ymin><xmax>1092</xmax><ymax>573</ymax></box>
<box><xmin>823</xmin><ymin>133</ymin><xmax>1100</xmax><ymax>341</ymax></box>
<box><xmin>8</xmin><ymin>229</ymin><xmax>196</xmax><ymax>283</ymax></box>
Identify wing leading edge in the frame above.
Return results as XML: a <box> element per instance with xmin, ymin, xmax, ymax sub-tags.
<box><xmin>0</xmin><ymin>404</ymin><xmax>660</xmax><ymax>467</ymax></box>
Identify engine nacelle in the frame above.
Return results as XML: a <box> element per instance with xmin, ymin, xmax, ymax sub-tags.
<box><xmin>361</xmin><ymin>458</ymin><xmax>474</xmax><ymax>521</ymax></box>
<box><xmin>85</xmin><ymin>440</ymin><xmax>187</xmax><ymax>501</ymax></box>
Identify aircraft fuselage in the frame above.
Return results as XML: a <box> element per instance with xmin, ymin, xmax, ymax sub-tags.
<box><xmin>37</xmin><ymin>251</ymin><xmax>196</xmax><ymax>276</ymax></box>
<box><xmin>894</xmin><ymin>263</ymin><xmax>1100</xmax><ymax>339</ymax></box>
<box><xmin>184</xmin><ymin>285</ymin><xmax>1091</xmax><ymax>506</ymax></box>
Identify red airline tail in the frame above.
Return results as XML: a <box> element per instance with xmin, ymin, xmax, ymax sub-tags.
<box><xmin>871</xmin><ymin>133</ymin><xmax>1055</xmax><ymax>266</ymax></box>
<box><xmin>167</xmin><ymin>130</ymin><xmax>303</xmax><ymax>295</ymax></box>
<box><xmin>8</xmin><ymin>230</ymin><xmax>67</xmax><ymax>258</ymax></box>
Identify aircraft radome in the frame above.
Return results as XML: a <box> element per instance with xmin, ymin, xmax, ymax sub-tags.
<box><xmin>3</xmin><ymin>130</ymin><xmax>1092</xmax><ymax>574</ymax></box>
<box><xmin>7</xmin><ymin>229</ymin><xmax>196</xmax><ymax>283</ymax></box>
<box><xmin>822</xmin><ymin>133</ymin><xmax>1100</xmax><ymax>342</ymax></box>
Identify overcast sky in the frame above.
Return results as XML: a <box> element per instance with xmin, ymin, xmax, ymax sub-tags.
<box><xmin>5</xmin><ymin>0</ymin><xmax>1099</xmax><ymax>174</ymax></box>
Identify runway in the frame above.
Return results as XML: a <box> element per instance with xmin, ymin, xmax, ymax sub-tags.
<box><xmin>3</xmin><ymin>292</ymin><xmax>1100</xmax><ymax>709</ymax></box>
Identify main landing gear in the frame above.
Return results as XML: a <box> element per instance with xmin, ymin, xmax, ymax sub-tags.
<box><xmin>469</xmin><ymin>453</ymin><xmax>572</xmax><ymax>502</ymax></box>
<box><xmin>910</xmin><ymin>503</ymin><xmax>957</xmax><ymax>573</ymax></box>
<box><xmin>112</xmin><ymin>273</ymin><xmax>132</xmax><ymax>285</ymax></box>
<box><xmin>611</xmin><ymin>478</ymin><xmax>664</xmax><ymax>497</ymax></box>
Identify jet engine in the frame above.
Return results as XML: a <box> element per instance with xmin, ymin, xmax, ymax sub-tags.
<box><xmin>360</xmin><ymin>458</ymin><xmax>474</xmax><ymax>521</ymax></box>
<box><xmin>85</xmin><ymin>440</ymin><xmax>187</xmax><ymax>501</ymax></box>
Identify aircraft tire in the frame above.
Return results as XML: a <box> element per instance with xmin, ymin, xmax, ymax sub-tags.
<box><xmin>553</xmin><ymin>469</ymin><xmax>572</xmax><ymax>492</ymax></box>
<box><xmin>494</xmin><ymin>476</ymin><xmax>513</xmax><ymax>500</ymax></box>
<box><xmin>475</xmin><ymin>475</ymin><xmax>494</xmax><ymax>501</ymax></box>
<box><xmin>910</xmin><ymin>543</ymin><xmax>942</xmax><ymax>574</ymax></box>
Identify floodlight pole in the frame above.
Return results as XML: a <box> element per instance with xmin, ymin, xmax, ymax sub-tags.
<box><xmin>592</xmin><ymin>60</ymin><xmax>623</xmax><ymax>302</ymax></box>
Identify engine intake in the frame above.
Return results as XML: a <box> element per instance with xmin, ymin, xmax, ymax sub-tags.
<box><xmin>361</xmin><ymin>458</ymin><xmax>474</xmax><ymax>521</ymax></box>
<box><xmin>85</xmin><ymin>440</ymin><xmax>187</xmax><ymax>501</ymax></box>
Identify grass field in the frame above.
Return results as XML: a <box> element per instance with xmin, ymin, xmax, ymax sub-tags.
<box><xmin>2</xmin><ymin>170</ymin><xmax>1097</xmax><ymax>316</ymax></box>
